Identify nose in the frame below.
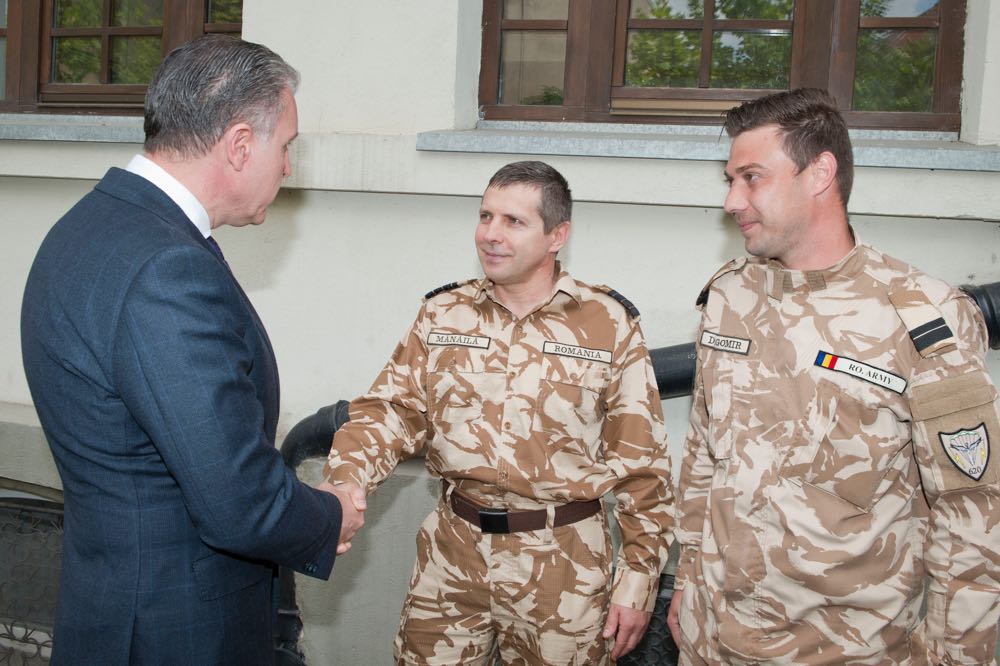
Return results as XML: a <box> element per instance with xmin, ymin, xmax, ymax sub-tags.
<box><xmin>481</xmin><ymin>219</ymin><xmax>502</xmax><ymax>244</ymax></box>
<box><xmin>723</xmin><ymin>182</ymin><xmax>745</xmax><ymax>216</ymax></box>
<box><xmin>283</xmin><ymin>152</ymin><xmax>292</xmax><ymax>178</ymax></box>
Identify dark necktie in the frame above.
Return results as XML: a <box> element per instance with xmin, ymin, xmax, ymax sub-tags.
<box><xmin>206</xmin><ymin>236</ymin><xmax>227</xmax><ymax>264</ymax></box>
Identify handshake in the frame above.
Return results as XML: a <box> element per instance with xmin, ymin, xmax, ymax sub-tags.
<box><xmin>317</xmin><ymin>481</ymin><xmax>367</xmax><ymax>554</ymax></box>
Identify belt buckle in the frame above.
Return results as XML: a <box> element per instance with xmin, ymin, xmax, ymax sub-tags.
<box><xmin>478</xmin><ymin>508</ymin><xmax>509</xmax><ymax>534</ymax></box>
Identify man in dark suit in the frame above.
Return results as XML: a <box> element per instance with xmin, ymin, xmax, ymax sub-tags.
<box><xmin>20</xmin><ymin>35</ymin><xmax>365</xmax><ymax>665</ymax></box>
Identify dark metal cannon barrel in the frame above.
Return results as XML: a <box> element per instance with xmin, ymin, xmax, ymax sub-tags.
<box><xmin>961</xmin><ymin>281</ymin><xmax>1000</xmax><ymax>351</ymax></box>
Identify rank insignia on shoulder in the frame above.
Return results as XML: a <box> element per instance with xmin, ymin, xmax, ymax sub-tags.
<box><xmin>888</xmin><ymin>286</ymin><xmax>956</xmax><ymax>357</ymax></box>
<box><xmin>940</xmin><ymin>422</ymin><xmax>990</xmax><ymax>481</ymax></box>
<box><xmin>606</xmin><ymin>289</ymin><xmax>640</xmax><ymax>318</ymax></box>
<box><xmin>424</xmin><ymin>281</ymin><xmax>462</xmax><ymax>300</ymax></box>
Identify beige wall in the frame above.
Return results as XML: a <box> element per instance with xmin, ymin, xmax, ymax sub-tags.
<box><xmin>962</xmin><ymin>0</ymin><xmax>1000</xmax><ymax>145</ymax></box>
<box><xmin>3</xmin><ymin>1</ymin><xmax>1000</xmax><ymax>663</ymax></box>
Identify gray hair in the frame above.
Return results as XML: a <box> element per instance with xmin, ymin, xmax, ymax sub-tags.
<box><xmin>143</xmin><ymin>35</ymin><xmax>299</xmax><ymax>157</ymax></box>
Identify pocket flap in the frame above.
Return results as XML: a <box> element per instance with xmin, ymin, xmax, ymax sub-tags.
<box><xmin>193</xmin><ymin>551</ymin><xmax>271</xmax><ymax>601</ymax></box>
<box><xmin>910</xmin><ymin>372</ymin><xmax>997</xmax><ymax>422</ymax></box>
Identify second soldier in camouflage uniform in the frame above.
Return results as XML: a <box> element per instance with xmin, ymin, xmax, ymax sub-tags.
<box><xmin>667</xmin><ymin>89</ymin><xmax>1000</xmax><ymax>665</ymax></box>
<box><xmin>325</xmin><ymin>161</ymin><xmax>673</xmax><ymax>665</ymax></box>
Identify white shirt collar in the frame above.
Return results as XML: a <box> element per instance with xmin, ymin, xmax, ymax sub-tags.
<box><xmin>125</xmin><ymin>154</ymin><xmax>212</xmax><ymax>239</ymax></box>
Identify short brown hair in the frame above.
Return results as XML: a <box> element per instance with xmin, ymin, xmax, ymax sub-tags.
<box><xmin>724</xmin><ymin>88</ymin><xmax>854</xmax><ymax>208</ymax></box>
<box><xmin>486</xmin><ymin>161</ymin><xmax>572</xmax><ymax>233</ymax></box>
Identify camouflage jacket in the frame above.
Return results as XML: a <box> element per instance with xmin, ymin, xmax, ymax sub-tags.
<box><xmin>325</xmin><ymin>268</ymin><xmax>674</xmax><ymax>611</ymax></box>
<box><xmin>676</xmin><ymin>244</ymin><xmax>1000</xmax><ymax>665</ymax></box>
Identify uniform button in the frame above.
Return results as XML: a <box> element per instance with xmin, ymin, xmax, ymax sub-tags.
<box><xmin>305</xmin><ymin>562</ymin><xmax>317</xmax><ymax>573</ymax></box>
<box><xmin>507</xmin><ymin>371</ymin><xmax>515</xmax><ymax>379</ymax></box>
<box><xmin>503</xmin><ymin>422</ymin><xmax>511</xmax><ymax>430</ymax></box>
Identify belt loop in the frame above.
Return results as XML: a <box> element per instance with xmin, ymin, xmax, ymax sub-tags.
<box><xmin>543</xmin><ymin>504</ymin><xmax>555</xmax><ymax>543</ymax></box>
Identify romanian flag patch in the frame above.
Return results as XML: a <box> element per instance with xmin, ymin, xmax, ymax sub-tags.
<box><xmin>814</xmin><ymin>350</ymin><xmax>907</xmax><ymax>394</ymax></box>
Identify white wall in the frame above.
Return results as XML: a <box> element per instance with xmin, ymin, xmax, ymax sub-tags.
<box><xmin>962</xmin><ymin>0</ymin><xmax>1000</xmax><ymax>145</ymax></box>
<box><xmin>246</xmin><ymin>0</ymin><xmax>481</xmax><ymax>134</ymax></box>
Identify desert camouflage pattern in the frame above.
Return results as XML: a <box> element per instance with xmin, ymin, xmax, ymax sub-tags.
<box><xmin>394</xmin><ymin>493</ymin><xmax>612</xmax><ymax>665</ymax></box>
<box><xmin>675</xmin><ymin>243</ymin><xmax>1000</xmax><ymax>665</ymax></box>
<box><xmin>325</xmin><ymin>267</ymin><xmax>672</xmax><ymax>663</ymax></box>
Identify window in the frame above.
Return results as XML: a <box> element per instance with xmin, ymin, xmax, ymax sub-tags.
<box><xmin>1</xmin><ymin>0</ymin><xmax>241</xmax><ymax>113</ymax></box>
<box><xmin>479</xmin><ymin>0</ymin><xmax>965</xmax><ymax>130</ymax></box>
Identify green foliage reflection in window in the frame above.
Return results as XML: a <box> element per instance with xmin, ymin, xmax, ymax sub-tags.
<box><xmin>53</xmin><ymin>37</ymin><xmax>101</xmax><ymax>83</ymax></box>
<box><xmin>626</xmin><ymin>0</ymin><xmax>792</xmax><ymax>90</ymax></box>
<box><xmin>55</xmin><ymin>0</ymin><xmax>102</xmax><ymax>27</ymax></box>
<box><xmin>854</xmin><ymin>29</ymin><xmax>935</xmax><ymax>111</ymax></box>
<box><xmin>207</xmin><ymin>0</ymin><xmax>242</xmax><ymax>23</ymax></box>
<box><xmin>113</xmin><ymin>0</ymin><xmax>163</xmax><ymax>27</ymax></box>
<box><xmin>111</xmin><ymin>36</ymin><xmax>162</xmax><ymax>83</ymax></box>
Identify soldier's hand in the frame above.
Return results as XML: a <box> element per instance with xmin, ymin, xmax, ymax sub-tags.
<box><xmin>317</xmin><ymin>481</ymin><xmax>367</xmax><ymax>554</ymax></box>
<box><xmin>602</xmin><ymin>602</ymin><xmax>651</xmax><ymax>660</ymax></box>
<box><xmin>667</xmin><ymin>587</ymin><xmax>682</xmax><ymax>647</ymax></box>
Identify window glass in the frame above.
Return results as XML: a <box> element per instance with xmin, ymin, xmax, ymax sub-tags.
<box><xmin>630</xmin><ymin>0</ymin><xmax>701</xmax><ymax>19</ymax></box>
<box><xmin>504</xmin><ymin>0</ymin><xmax>568</xmax><ymax>20</ymax></box>
<box><xmin>54</xmin><ymin>0</ymin><xmax>102</xmax><ymax>27</ymax></box>
<box><xmin>500</xmin><ymin>31</ymin><xmax>566</xmax><ymax>105</ymax></box>
<box><xmin>111</xmin><ymin>35</ymin><xmax>162</xmax><ymax>83</ymax></box>
<box><xmin>52</xmin><ymin>37</ymin><xmax>101</xmax><ymax>83</ymax></box>
<box><xmin>626</xmin><ymin>30</ymin><xmax>700</xmax><ymax>87</ymax></box>
<box><xmin>854</xmin><ymin>29</ymin><xmax>936</xmax><ymax>111</ymax></box>
<box><xmin>711</xmin><ymin>30</ymin><xmax>791</xmax><ymax>89</ymax></box>
<box><xmin>861</xmin><ymin>0</ymin><xmax>938</xmax><ymax>17</ymax></box>
<box><xmin>112</xmin><ymin>0</ymin><xmax>163</xmax><ymax>27</ymax></box>
<box><xmin>207</xmin><ymin>0</ymin><xmax>242</xmax><ymax>23</ymax></box>
<box><xmin>715</xmin><ymin>0</ymin><xmax>793</xmax><ymax>20</ymax></box>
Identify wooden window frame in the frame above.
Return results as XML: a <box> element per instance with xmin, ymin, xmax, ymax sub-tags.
<box><xmin>1</xmin><ymin>0</ymin><xmax>241</xmax><ymax>114</ymax></box>
<box><xmin>479</xmin><ymin>0</ymin><xmax>966</xmax><ymax>130</ymax></box>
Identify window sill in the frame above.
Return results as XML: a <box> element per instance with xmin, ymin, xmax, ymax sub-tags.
<box><xmin>0</xmin><ymin>113</ymin><xmax>144</xmax><ymax>143</ymax></box>
<box><xmin>416</xmin><ymin>121</ymin><xmax>1000</xmax><ymax>172</ymax></box>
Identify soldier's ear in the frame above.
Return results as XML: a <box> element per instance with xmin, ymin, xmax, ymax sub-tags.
<box><xmin>810</xmin><ymin>151</ymin><xmax>838</xmax><ymax>198</ymax></box>
<box><xmin>548</xmin><ymin>221</ymin><xmax>570</xmax><ymax>253</ymax></box>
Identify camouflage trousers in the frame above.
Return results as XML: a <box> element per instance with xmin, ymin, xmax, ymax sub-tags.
<box><xmin>394</xmin><ymin>493</ymin><xmax>612</xmax><ymax>665</ymax></box>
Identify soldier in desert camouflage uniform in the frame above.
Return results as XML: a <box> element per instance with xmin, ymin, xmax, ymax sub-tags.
<box><xmin>325</xmin><ymin>161</ymin><xmax>673</xmax><ymax>665</ymax></box>
<box><xmin>666</xmin><ymin>88</ymin><xmax>1000</xmax><ymax>665</ymax></box>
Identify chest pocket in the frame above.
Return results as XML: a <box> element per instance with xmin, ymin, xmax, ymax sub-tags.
<box><xmin>426</xmin><ymin>346</ymin><xmax>488</xmax><ymax>428</ymax></box>
<box><xmin>534</xmin><ymin>353</ymin><xmax>610</xmax><ymax>450</ymax></box>
<box><xmin>780</xmin><ymin>378</ymin><xmax>910</xmax><ymax>513</ymax></box>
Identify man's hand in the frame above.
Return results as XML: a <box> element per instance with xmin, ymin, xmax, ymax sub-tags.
<box><xmin>317</xmin><ymin>481</ymin><xmax>366</xmax><ymax>554</ymax></box>
<box><xmin>667</xmin><ymin>587</ymin><xmax>682</xmax><ymax>647</ymax></box>
<box><xmin>602</xmin><ymin>602</ymin><xmax>652</xmax><ymax>660</ymax></box>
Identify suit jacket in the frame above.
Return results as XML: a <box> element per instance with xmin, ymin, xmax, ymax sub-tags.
<box><xmin>20</xmin><ymin>168</ymin><xmax>342</xmax><ymax>665</ymax></box>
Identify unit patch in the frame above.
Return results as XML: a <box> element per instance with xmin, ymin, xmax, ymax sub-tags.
<box><xmin>543</xmin><ymin>341</ymin><xmax>612</xmax><ymax>364</ymax></box>
<box><xmin>939</xmin><ymin>423</ymin><xmax>990</xmax><ymax>481</ymax></box>
<box><xmin>814</xmin><ymin>351</ymin><xmax>907</xmax><ymax>394</ymax></box>
<box><xmin>700</xmin><ymin>331</ymin><xmax>751</xmax><ymax>355</ymax></box>
<box><xmin>427</xmin><ymin>331</ymin><xmax>491</xmax><ymax>349</ymax></box>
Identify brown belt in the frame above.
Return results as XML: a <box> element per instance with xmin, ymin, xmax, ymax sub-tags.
<box><xmin>449</xmin><ymin>489</ymin><xmax>601</xmax><ymax>534</ymax></box>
